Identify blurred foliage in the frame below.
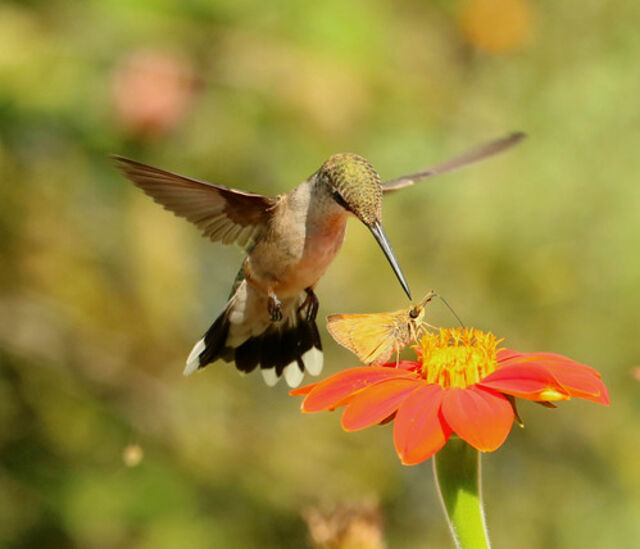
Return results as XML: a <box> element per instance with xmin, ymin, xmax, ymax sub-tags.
<box><xmin>1</xmin><ymin>0</ymin><xmax>639</xmax><ymax>547</ymax></box>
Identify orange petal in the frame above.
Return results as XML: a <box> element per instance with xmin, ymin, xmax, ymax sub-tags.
<box><xmin>341</xmin><ymin>378</ymin><xmax>423</xmax><ymax>432</ymax></box>
<box><xmin>489</xmin><ymin>355</ymin><xmax>610</xmax><ymax>405</ymax></box>
<box><xmin>441</xmin><ymin>386</ymin><xmax>514</xmax><ymax>452</ymax></box>
<box><xmin>497</xmin><ymin>348</ymin><xmax>521</xmax><ymax>362</ymax></box>
<box><xmin>499</xmin><ymin>351</ymin><xmax>602</xmax><ymax>378</ymax></box>
<box><xmin>396</xmin><ymin>360</ymin><xmax>422</xmax><ymax>371</ymax></box>
<box><xmin>545</xmin><ymin>365</ymin><xmax>610</xmax><ymax>405</ymax></box>
<box><xmin>289</xmin><ymin>382</ymin><xmax>320</xmax><ymax>396</ymax></box>
<box><xmin>379</xmin><ymin>411</ymin><xmax>397</xmax><ymax>425</ymax></box>
<box><xmin>393</xmin><ymin>385</ymin><xmax>451</xmax><ymax>465</ymax></box>
<box><xmin>376</xmin><ymin>360</ymin><xmax>419</xmax><ymax>368</ymax></box>
<box><xmin>479</xmin><ymin>364</ymin><xmax>568</xmax><ymax>400</ymax></box>
<box><xmin>301</xmin><ymin>367</ymin><xmax>417</xmax><ymax>413</ymax></box>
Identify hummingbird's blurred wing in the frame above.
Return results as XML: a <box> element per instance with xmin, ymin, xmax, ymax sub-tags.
<box><xmin>113</xmin><ymin>156</ymin><xmax>275</xmax><ymax>250</ymax></box>
<box><xmin>381</xmin><ymin>132</ymin><xmax>525</xmax><ymax>192</ymax></box>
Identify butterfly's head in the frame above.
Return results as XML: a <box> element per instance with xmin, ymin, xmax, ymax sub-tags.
<box><xmin>408</xmin><ymin>304</ymin><xmax>426</xmax><ymax>324</ymax></box>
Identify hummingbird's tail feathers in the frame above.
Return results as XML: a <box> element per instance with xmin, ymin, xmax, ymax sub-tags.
<box><xmin>233</xmin><ymin>317</ymin><xmax>323</xmax><ymax>387</ymax></box>
<box><xmin>183</xmin><ymin>281</ymin><xmax>323</xmax><ymax>387</ymax></box>
<box><xmin>184</xmin><ymin>339</ymin><xmax>206</xmax><ymax>376</ymax></box>
<box><xmin>183</xmin><ymin>309</ymin><xmax>233</xmax><ymax>376</ymax></box>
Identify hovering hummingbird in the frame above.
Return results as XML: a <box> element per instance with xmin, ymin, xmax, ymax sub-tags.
<box><xmin>113</xmin><ymin>132</ymin><xmax>524</xmax><ymax>387</ymax></box>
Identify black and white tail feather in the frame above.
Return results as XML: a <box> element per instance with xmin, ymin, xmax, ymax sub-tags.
<box><xmin>184</xmin><ymin>279</ymin><xmax>323</xmax><ymax>387</ymax></box>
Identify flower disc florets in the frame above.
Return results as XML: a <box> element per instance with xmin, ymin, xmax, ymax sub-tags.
<box><xmin>419</xmin><ymin>328</ymin><xmax>502</xmax><ymax>389</ymax></box>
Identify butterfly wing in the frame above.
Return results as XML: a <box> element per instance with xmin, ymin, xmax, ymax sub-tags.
<box><xmin>327</xmin><ymin>311</ymin><xmax>405</xmax><ymax>365</ymax></box>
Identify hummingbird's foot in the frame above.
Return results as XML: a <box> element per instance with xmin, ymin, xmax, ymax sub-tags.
<box><xmin>299</xmin><ymin>287</ymin><xmax>319</xmax><ymax>322</ymax></box>
<box><xmin>268</xmin><ymin>293</ymin><xmax>283</xmax><ymax>322</ymax></box>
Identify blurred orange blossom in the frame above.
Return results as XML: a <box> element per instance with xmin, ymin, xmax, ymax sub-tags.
<box><xmin>458</xmin><ymin>0</ymin><xmax>534</xmax><ymax>54</ymax></box>
<box><xmin>111</xmin><ymin>49</ymin><xmax>195</xmax><ymax>137</ymax></box>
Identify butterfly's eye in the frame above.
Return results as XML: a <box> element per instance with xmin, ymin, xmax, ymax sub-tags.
<box><xmin>409</xmin><ymin>307</ymin><xmax>420</xmax><ymax>319</ymax></box>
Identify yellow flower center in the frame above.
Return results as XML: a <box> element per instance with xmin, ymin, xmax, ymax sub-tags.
<box><xmin>419</xmin><ymin>328</ymin><xmax>502</xmax><ymax>389</ymax></box>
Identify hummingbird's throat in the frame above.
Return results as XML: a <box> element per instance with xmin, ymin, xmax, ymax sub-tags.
<box><xmin>418</xmin><ymin>328</ymin><xmax>500</xmax><ymax>389</ymax></box>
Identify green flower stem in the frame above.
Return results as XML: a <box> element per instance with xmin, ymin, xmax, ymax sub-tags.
<box><xmin>432</xmin><ymin>438</ymin><xmax>491</xmax><ymax>549</ymax></box>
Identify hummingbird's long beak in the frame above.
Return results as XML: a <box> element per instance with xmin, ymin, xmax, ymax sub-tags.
<box><xmin>368</xmin><ymin>221</ymin><xmax>412</xmax><ymax>300</ymax></box>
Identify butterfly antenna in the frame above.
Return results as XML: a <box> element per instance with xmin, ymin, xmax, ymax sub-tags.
<box><xmin>435</xmin><ymin>294</ymin><xmax>465</xmax><ymax>328</ymax></box>
<box><xmin>423</xmin><ymin>291</ymin><xmax>465</xmax><ymax>327</ymax></box>
<box><xmin>420</xmin><ymin>290</ymin><xmax>438</xmax><ymax>306</ymax></box>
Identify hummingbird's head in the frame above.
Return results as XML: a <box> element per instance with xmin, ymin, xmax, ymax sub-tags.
<box><xmin>319</xmin><ymin>153</ymin><xmax>383</xmax><ymax>225</ymax></box>
<box><xmin>318</xmin><ymin>153</ymin><xmax>412</xmax><ymax>300</ymax></box>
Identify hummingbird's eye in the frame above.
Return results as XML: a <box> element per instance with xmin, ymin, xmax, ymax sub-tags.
<box><xmin>331</xmin><ymin>190</ymin><xmax>351</xmax><ymax>211</ymax></box>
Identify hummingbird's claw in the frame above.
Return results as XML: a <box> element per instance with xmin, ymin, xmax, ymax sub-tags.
<box><xmin>299</xmin><ymin>288</ymin><xmax>319</xmax><ymax>322</ymax></box>
<box><xmin>268</xmin><ymin>293</ymin><xmax>283</xmax><ymax>322</ymax></box>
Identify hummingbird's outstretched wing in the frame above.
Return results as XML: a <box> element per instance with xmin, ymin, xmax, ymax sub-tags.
<box><xmin>113</xmin><ymin>156</ymin><xmax>275</xmax><ymax>250</ymax></box>
<box><xmin>382</xmin><ymin>132</ymin><xmax>525</xmax><ymax>192</ymax></box>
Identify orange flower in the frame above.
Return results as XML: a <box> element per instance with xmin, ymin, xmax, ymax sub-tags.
<box><xmin>291</xmin><ymin>328</ymin><xmax>609</xmax><ymax>466</ymax></box>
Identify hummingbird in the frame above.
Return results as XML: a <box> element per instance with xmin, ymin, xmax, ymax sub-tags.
<box><xmin>113</xmin><ymin>132</ymin><xmax>524</xmax><ymax>387</ymax></box>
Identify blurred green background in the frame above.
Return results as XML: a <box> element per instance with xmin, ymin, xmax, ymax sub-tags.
<box><xmin>1</xmin><ymin>0</ymin><xmax>639</xmax><ymax>547</ymax></box>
